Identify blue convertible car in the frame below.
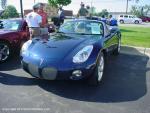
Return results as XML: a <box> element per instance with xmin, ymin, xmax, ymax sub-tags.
<box><xmin>21</xmin><ymin>19</ymin><xmax>121</xmax><ymax>85</ymax></box>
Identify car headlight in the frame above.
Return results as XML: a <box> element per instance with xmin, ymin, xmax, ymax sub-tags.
<box><xmin>21</xmin><ymin>40</ymin><xmax>32</xmax><ymax>55</ymax></box>
<box><xmin>73</xmin><ymin>45</ymin><xmax>93</xmax><ymax>63</ymax></box>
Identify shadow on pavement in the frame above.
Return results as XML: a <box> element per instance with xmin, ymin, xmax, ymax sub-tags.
<box><xmin>0</xmin><ymin>48</ymin><xmax>149</xmax><ymax>103</ymax></box>
<box><xmin>0</xmin><ymin>55</ymin><xmax>21</xmax><ymax>71</ymax></box>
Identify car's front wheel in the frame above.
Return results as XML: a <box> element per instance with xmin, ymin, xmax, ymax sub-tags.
<box><xmin>113</xmin><ymin>38</ymin><xmax>121</xmax><ymax>55</ymax></box>
<box><xmin>135</xmin><ymin>20</ymin><xmax>139</xmax><ymax>24</ymax></box>
<box><xmin>120</xmin><ymin>20</ymin><xmax>124</xmax><ymax>24</ymax></box>
<box><xmin>0</xmin><ymin>41</ymin><xmax>11</xmax><ymax>63</ymax></box>
<box><xmin>88</xmin><ymin>53</ymin><xmax>105</xmax><ymax>86</ymax></box>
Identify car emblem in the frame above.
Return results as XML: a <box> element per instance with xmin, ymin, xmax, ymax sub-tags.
<box><xmin>40</xmin><ymin>58</ymin><xmax>44</xmax><ymax>66</ymax></box>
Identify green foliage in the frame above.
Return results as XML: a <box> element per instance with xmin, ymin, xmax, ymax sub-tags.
<box><xmin>90</xmin><ymin>7</ymin><xmax>96</xmax><ymax>14</ymax></box>
<box><xmin>1</xmin><ymin>5</ymin><xmax>19</xmax><ymax>19</ymax></box>
<box><xmin>94</xmin><ymin>9</ymin><xmax>109</xmax><ymax>17</ymax></box>
<box><xmin>48</xmin><ymin>0</ymin><xmax>71</xmax><ymax>7</ymax></box>
<box><xmin>131</xmin><ymin>5</ymin><xmax>150</xmax><ymax>17</ymax></box>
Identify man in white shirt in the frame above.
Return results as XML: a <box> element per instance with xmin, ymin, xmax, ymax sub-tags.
<box><xmin>26</xmin><ymin>4</ymin><xmax>42</xmax><ymax>39</ymax></box>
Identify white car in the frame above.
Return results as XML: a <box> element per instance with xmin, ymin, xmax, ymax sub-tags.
<box><xmin>118</xmin><ymin>15</ymin><xmax>142</xmax><ymax>24</ymax></box>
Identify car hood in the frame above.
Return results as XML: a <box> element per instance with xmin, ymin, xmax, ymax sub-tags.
<box><xmin>0</xmin><ymin>30</ymin><xmax>16</xmax><ymax>35</ymax></box>
<box><xmin>28</xmin><ymin>33</ymin><xmax>101</xmax><ymax>61</ymax></box>
<box><xmin>134</xmin><ymin>18</ymin><xmax>142</xmax><ymax>20</ymax></box>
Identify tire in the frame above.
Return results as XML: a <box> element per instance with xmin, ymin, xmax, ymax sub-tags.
<box><xmin>120</xmin><ymin>20</ymin><xmax>124</xmax><ymax>24</ymax></box>
<box><xmin>0</xmin><ymin>41</ymin><xmax>11</xmax><ymax>63</ymax></box>
<box><xmin>20</xmin><ymin>40</ymin><xmax>27</xmax><ymax>49</ymax></box>
<box><xmin>113</xmin><ymin>38</ymin><xmax>121</xmax><ymax>55</ymax></box>
<box><xmin>135</xmin><ymin>20</ymin><xmax>139</xmax><ymax>24</ymax></box>
<box><xmin>88</xmin><ymin>52</ymin><xmax>105</xmax><ymax>86</ymax></box>
<box><xmin>146</xmin><ymin>20</ymin><xmax>149</xmax><ymax>23</ymax></box>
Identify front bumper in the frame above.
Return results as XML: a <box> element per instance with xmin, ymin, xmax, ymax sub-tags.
<box><xmin>21</xmin><ymin>58</ymin><xmax>96</xmax><ymax>80</ymax></box>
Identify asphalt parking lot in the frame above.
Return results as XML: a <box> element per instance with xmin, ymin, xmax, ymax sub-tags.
<box><xmin>0</xmin><ymin>47</ymin><xmax>150</xmax><ymax>113</ymax></box>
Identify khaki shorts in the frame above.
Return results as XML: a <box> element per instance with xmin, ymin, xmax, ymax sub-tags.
<box><xmin>29</xmin><ymin>28</ymin><xmax>41</xmax><ymax>38</ymax></box>
<box><xmin>40</xmin><ymin>28</ymin><xmax>48</xmax><ymax>35</ymax></box>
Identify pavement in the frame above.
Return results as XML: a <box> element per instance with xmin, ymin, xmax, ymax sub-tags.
<box><xmin>0</xmin><ymin>46</ymin><xmax>150</xmax><ymax>113</ymax></box>
<box><xmin>121</xmin><ymin>46</ymin><xmax>150</xmax><ymax>57</ymax></box>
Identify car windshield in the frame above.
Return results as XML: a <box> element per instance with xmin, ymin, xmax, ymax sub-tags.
<box><xmin>0</xmin><ymin>20</ymin><xmax>21</xmax><ymax>31</ymax></box>
<box><xmin>59</xmin><ymin>20</ymin><xmax>103</xmax><ymax>35</ymax></box>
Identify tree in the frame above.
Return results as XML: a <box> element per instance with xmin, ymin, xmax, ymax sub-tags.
<box><xmin>130</xmin><ymin>5</ymin><xmax>150</xmax><ymax>17</ymax></box>
<box><xmin>1</xmin><ymin>5</ymin><xmax>19</xmax><ymax>19</ymax></box>
<box><xmin>48</xmin><ymin>0</ymin><xmax>71</xmax><ymax>7</ymax></box>
<box><xmin>90</xmin><ymin>6</ymin><xmax>96</xmax><ymax>15</ymax></box>
<box><xmin>100</xmin><ymin>9</ymin><xmax>109</xmax><ymax>17</ymax></box>
<box><xmin>130</xmin><ymin>5</ymin><xmax>142</xmax><ymax>17</ymax></box>
<box><xmin>126</xmin><ymin>0</ymin><xmax>140</xmax><ymax>14</ymax></box>
<box><xmin>94</xmin><ymin>9</ymin><xmax>109</xmax><ymax>17</ymax></box>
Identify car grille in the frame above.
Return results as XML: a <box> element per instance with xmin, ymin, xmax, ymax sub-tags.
<box><xmin>28</xmin><ymin>64</ymin><xmax>39</xmax><ymax>78</ymax></box>
<box><xmin>23</xmin><ymin>62</ymin><xmax>57</xmax><ymax>80</ymax></box>
<box><xmin>42</xmin><ymin>67</ymin><xmax>57</xmax><ymax>80</ymax></box>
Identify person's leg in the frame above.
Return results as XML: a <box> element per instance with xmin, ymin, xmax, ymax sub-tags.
<box><xmin>29</xmin><ymin>28</ymin><xmax>34</xmax><ymax>39</ymax></box>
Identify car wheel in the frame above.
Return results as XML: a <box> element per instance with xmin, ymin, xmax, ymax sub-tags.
<box><xmin>88</xmin><ymin>52</ymin><xmax>105</xmax><ymax>86</ymax></box>
<box><xmin>135</xmin><ymin>20</ymin><xmax>139</xmax><ymax>24</ymax></box>
<box><xmin>113</xmin><ymin>38</ymin><xmax>121</xmax><ymax>55</ymax></box>
<box><xmin>0</xmin><ymin>42</ymin><xmax>11</xmax><ymax>63</ymax></box>
<box><xmin>120</xmin><ymin>20</ymin><xmax>124</xmax><ymax>24</ymax></box>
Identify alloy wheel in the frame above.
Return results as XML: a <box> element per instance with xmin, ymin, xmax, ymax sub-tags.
<box><xmin>118</xmin><ymin>38</ymin><xmax>121</xmax><ymax>53</ymax></box>
<box><xmin>97</xmin><ymin>55</ymin><xmax>104</xmax><ymax>81</ymax></box>
<box><xmin>0</xmin><ymin>43</ymin><xmax>10</xmax><ymax>61</ymax></box>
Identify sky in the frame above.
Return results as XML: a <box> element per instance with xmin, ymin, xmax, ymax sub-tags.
<box><xmin>0</xmin><ymin>0</ymin><xmax>150</xmax><ymax>14</ymax></box>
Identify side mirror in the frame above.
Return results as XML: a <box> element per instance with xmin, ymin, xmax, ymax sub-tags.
<box><xmin>109</xmin><ymin>27</ymin><xmax>117</xmax><ymax>33</ymax></box>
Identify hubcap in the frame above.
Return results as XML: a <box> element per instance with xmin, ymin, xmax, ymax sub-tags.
<box><xmin>98</xmin><ymin>56</ymin><xmax>104</xmax><ymax>81</ymax></box>
<box><xmin>118</xmin><ymin>39</ymin><xmax>121</xmax><ymax>53</ymax></box>
<box><xmin>0</xmin><ymin>44</ymin><xmax>10</xmax><ymax>61</ymax></box>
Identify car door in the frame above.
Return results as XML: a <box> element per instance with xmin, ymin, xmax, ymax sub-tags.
<box><xmin>103</xmin><ymin>25</ymin><xmax>118</xmax><ymax>53</ymax></box>
<box><xmin>124</xmin><ymin>15</ymin><xmax>130</xmax><ymax>23</ymax></box>
<box><xmin>129</xmin><ymin>15</ymin><xmax>134</xmax><ymax>23</ymax></box>
<box><xmin>19</xmin><ymin>21</ymin><xmax>29</xmax><ymax>41</ymax></box>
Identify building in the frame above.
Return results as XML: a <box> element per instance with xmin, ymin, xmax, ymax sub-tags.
<box><xmin>24</xmin><ymin>9</ymin><xmax>32</xmax><ymax>16</ymax></box>
<box><xmin>109</xmin><ymin>12</ymin><xmax>131</xmax><ymax>19</ymax></box>
<box><xmin>64</xmin><ymin>10</ymin><xmax>73</xmax><ymax>16</ymax></box>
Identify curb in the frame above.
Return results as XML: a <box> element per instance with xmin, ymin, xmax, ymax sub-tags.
<box><xmin>121</xmin><ymin>46</ymin><xmax>150</xmax><ymax>57</ymax></box>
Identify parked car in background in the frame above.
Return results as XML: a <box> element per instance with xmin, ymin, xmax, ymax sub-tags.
<box><xmin>0</xmin><ymin>18</ymin><xmax>29</xmax><ymax>63</ymax></box>
<box><xmin>140</xmin><ymin>16</ymin><xmax>150</xmax><ymax>22</ymax></box>
<box><xmin>21</xmin><ymin>19</ymin><xmax>121</xmax><ymax>85</ymax></box>
<box><xmin>118</xmin><ymin>15</ymin><xmax>142</xmax><ymax>24</ymax></box>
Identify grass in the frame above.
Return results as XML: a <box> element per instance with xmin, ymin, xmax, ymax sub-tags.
<box><xmin>119</xmin><ymin>26</ymin><xmax>150</xmax><ymax>48</ymax></box>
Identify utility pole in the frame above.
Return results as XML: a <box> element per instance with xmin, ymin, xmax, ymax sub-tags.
<box><xmin>20</xmin><ymin>0</ymin><xmax>24</xmax><ymax>18</ymax></box>
<box><xmin>126</xmin><ymin>0</ymin><xmax>129</xmax><ymax>14</ymax></box>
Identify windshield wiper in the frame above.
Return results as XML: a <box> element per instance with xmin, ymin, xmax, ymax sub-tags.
<box><xmin>79</xmin><ymin>33</ymin><xmax>102</xmax><ymax>35</ymax></box>
<box><xmin>76</xmin><ymin>33</ymin><xmax>92</xmax><ymax>35</ymax></box>
<box><xmin>57</xmin><ymin>31</ymin><xmax>65</xmax><ymax>34</ymax></box>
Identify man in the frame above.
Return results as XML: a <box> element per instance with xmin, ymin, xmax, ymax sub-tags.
<box><xmin>58</xmin><ymin>7</ymin><xmax>65</xmax><ymax>25</ymax></box>
<box><xmin>101</xmin><ymin>15</ymin><xmax>107</xmax><ymax>24</ymax></box>
<box><xmin>37</xmin><ymin>3</ymin><xmax>49</xmax><ymax>35</ymax></box>
<box><xmin>26</xmin><ymin>4</ymin><xmax>42</xmax><ymax>39</ymax></box>
<box><xmin>86</xmin><ymin>5</ymin><xmax>91</xmax><ymax>17</ymax></box>
<box><xmin>78</xmin><ymin>3</ymin><xmax>88</xmax><ymax>17</ymax></box>
<box><xmin>107</xmin><ymin>15</ymin><xmax>118</xmax><ymax>26</ymax></box>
